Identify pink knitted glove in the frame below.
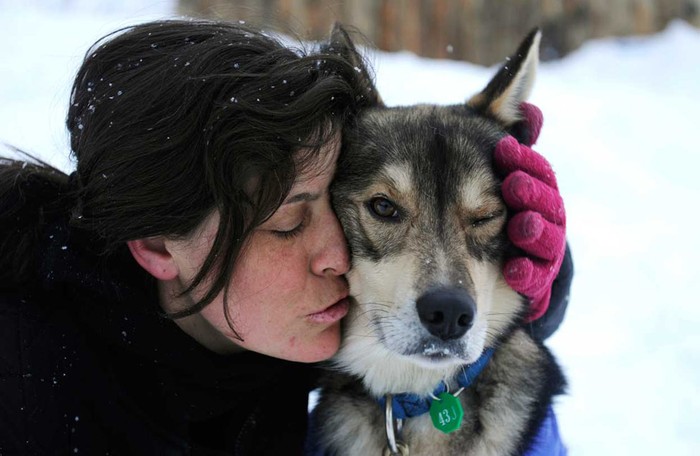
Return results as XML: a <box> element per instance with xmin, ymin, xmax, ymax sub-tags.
<box><xmin>494</xmin><ymin>103</ymin><xmax>566</xmax><ymax>322</ymax></box>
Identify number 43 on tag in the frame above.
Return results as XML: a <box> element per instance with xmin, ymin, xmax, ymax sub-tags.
<box><xmin>429</xmin><ymin>392</ymin><xmax>464</xmax><ymax>434</ymax></box>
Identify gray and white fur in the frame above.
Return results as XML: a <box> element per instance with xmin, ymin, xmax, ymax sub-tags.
<box><xmin>314</xmin><ymin>26</ymin><xmax>566</xmax><ymax>456</ymax></box>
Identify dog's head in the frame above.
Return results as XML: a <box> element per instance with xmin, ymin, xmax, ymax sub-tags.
<box><xmin>328</xmin><ymin>25</ymin><xmax>541</xmax><ymax>395</ymax></box>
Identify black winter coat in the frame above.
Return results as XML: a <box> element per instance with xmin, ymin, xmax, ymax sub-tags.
<box><xmin>0</xmin><ymin>219</ymin><xmax>319</xmax><ymax>455</ymax></box>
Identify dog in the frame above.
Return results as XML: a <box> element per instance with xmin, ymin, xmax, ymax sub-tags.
<box><xmin>311</xmin><ymin>26</ymin><xmax>566</xmax><ymax>456</ymax></box>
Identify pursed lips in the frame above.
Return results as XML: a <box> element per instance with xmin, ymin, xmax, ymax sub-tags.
<box><xmin>305</xmin><ymin>294</ymin><xmax>350</xmax><ymax>323</ymax></box>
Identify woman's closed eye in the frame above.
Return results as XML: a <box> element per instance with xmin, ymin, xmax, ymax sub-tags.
<box><xmin>265</xmin><ymin>205</ymin><xmax>310</xmax><ymax>240</ymax></box>
<box><xmin>272</xmin><ymin>219</ymin><xmax>306</xmax><ymax>239</ymax></box>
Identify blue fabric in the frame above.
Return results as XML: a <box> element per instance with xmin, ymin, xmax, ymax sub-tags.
<box><xmin>523</xmin><ymin>406</ymin><xmax>567</xmax><ymax>456</ymax></box>
<box><xmin>305</xmin><ymin>408</ymin><xmax>323</xmax><ymax>456</ymax></box>
<box><xmin>377</xmin><ymin>348</ymin><xmax>495</xmax><ymax>419</ymax></box>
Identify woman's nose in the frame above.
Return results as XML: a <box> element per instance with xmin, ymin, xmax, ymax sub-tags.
<box><xmin>310</xmin><ymin>209</ymin><xmax>350</xmax><ymax>277</ymax></box>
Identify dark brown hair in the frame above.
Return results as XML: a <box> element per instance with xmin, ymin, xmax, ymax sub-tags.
<box><xmin>0</xmin><ymin>19</ymin><xmax>374</xmax><ymax>323</ymax></box>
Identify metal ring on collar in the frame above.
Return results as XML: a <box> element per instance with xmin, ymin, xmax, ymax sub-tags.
<box><xmin>384</xmin><ymin>394</ymin><xmax>407</xmax><ymax>455</ymax></box>
<box><xmin>383</xmin><ymin>442</ymin><xmax>410</xmax><ymax>456</ymax></box>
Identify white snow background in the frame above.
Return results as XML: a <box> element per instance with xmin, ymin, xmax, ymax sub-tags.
<box><xmin>1</xmin><ymin>1</ymin><xmax>699</xmax><ymax>454</ymax></box>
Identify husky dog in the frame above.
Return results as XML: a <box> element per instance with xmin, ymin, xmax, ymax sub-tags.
<box><xmin>313</xmin><ymin>26</ymin><xmax>566</xmax><ymax>456</ymax></box>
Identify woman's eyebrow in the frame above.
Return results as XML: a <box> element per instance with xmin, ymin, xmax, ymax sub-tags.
<box><xmin>283</xmin><ymin>192</ymin><xmax>320</xmax><ymax>205</ymax></box>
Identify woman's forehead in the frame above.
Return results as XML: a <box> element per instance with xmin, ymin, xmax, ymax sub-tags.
<box><xmin>288</xmin><ymin>136</ymin><xmax>341</xmax><ymax>189</ymax></box>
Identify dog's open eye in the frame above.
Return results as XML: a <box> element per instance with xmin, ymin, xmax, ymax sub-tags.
<box><xmin>368</xmin><ymin>196</ymin><xmax>400</xmax><ymax>221</ymax></box>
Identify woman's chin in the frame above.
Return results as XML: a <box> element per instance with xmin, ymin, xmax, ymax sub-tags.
<box><xmin>286</xmin><ymin>322</ymin><xmax>342</xmax><ymax>363</ymax></box>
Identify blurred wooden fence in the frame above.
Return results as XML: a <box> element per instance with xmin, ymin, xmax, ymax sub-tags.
<box><xmin>179</xmin><ymin>0</ymin><xmax>700</xmax><ymax>64</ymax></box>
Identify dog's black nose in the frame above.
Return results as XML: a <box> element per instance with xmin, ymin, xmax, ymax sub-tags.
<box><xmin>416</xmin><ymin>287</ymin><xmax>475</xmax><ymax>340</ymax></box>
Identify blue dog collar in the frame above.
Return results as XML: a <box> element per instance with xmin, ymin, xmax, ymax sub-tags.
<box><xmin>377</xmin><ymin>348</ymin><xmax>495</xmax><ymax>420</ymax></box>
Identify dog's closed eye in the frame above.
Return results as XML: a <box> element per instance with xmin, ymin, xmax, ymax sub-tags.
<box><xmin>469</xmin><ymin>210</ymin><xmax>504</xmax><ymax>228</ymax></box>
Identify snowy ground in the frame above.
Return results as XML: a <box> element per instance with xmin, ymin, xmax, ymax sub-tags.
<box><xmin>2</xmin><ymin>2</ymin><xmax>699</xmax><ymax>454</ymax></box>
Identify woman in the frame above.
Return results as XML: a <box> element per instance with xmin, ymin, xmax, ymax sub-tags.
<box><xmin>0</xmin><ymin>20</ymin><xmax>570</xmax><ymax>455</ymax></box>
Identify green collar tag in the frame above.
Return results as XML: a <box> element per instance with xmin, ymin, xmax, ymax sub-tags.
<box><xmin>429</xmin><ymin>392</ymin><xmax>464</xmax><ymax>434</ymax></box>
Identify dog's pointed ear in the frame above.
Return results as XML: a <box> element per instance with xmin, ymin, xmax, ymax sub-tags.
<box><xmin>467</xmin><ymin>28</ymin><xmax>541</xmax><ymax>127</ymax></box>
<box><xmin>326</xmin><ymin>22</ymin><xmax>384</xmax><ymax>108</ymax></box>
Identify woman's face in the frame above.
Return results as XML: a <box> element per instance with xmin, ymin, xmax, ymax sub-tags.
<box><xmin>162</xmin><ymin>138</ymin><xmax>351</xmax><ymax>362</ymax></box>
